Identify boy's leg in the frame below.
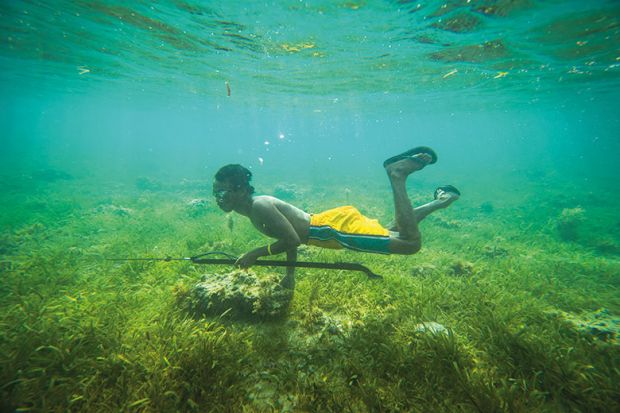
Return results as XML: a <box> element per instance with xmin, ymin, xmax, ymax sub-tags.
<box><xmin>413</xmin><ymin>187</ymin><xmax>460</xmax><ymax>223</ymax></box>
<box><xmin>384</xmin><ymin>153</ymin><xmax>433</xmax><ymax>254</ymax></box>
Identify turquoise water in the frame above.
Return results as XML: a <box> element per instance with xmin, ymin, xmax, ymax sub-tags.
<box><xmin>1</xmin><ymin>1</ymin><xmax>620</xmax><ymax>412</ymax></box>
<box><xmin>1</xmin><ymin>0</ymin><xmax>619</xmax><ymax>186</ymax></box>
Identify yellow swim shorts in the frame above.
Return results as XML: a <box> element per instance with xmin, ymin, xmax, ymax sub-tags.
<box><xmin>307</xmin><ymin>206</ymin><xmax>391</xmax><ymax>254</ymax></box>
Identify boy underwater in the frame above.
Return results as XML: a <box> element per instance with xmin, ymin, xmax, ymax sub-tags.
<box><xmin>213</xmin><ymin>146</ymin><xmax>460</xmax><ymax>289</ymax></box>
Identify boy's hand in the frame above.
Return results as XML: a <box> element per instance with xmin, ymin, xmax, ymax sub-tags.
<box><xmin>235</xmin><ymin>250</ymin><xmax>259</xmax><ymax>269</ymax></box>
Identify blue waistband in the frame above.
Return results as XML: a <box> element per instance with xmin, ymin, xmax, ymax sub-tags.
<box><xmin>308</xmin><ymin>225</ymin><xmax>391</xmax><ymax>254</ymax></box>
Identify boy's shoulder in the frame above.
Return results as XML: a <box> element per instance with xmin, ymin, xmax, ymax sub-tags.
<box><xmin>252</xmin><ymin>195</ymin><xmax>296</xmax><ymax>213</ymax></box>
<box><xmin>251</xmin><ymin>195</ymin><xmax>281</xmax><ymax>213</ymax></box>
<box><xmin>252</xmin><ymin>195</ymin><xmax>278</xmax><ymax>205</ymax></box>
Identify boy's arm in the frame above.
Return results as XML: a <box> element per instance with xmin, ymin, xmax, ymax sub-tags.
<box><xmin>235</xmin><ymin>201</ymin><xmax>301</xmax><ymax>268</ymax></box>
<box><xmin>280</xmin><ymin>247</ymin><xmax>297</xmax><ymax>289</ymax></box>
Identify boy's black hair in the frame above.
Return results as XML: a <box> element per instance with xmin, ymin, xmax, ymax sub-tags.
<box><xmin>214</xmin><ymin>164</ymin><xmax>255</xmax><ymax>194</ymax></box>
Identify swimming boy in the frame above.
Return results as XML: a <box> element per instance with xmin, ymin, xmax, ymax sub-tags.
<box><xmin>213</xmin><ymin>146</ymin><xmax>460</xmax><ymax>289</ymax></box>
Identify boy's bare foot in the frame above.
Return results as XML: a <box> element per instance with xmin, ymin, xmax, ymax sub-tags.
<box><xmin>434</xmin><ymin>185</ymin><xmax>461</xmax><ymax>208</ymax></box>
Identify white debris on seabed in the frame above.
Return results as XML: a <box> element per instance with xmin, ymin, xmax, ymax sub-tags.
<box><xmin>414</xmin><ymin>321</ymin><xmax>449</xmax><ymax>335</ymax></box>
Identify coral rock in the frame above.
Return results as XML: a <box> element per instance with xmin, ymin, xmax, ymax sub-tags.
<box><xmin>182</xmin><ymin>270</ymin><xmax>293</xmax><ymax>320</ymax></box>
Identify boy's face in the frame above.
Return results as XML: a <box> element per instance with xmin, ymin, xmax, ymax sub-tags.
<box><xmin>212</xmin><ymin>179</ymin><xmax>241</xmax><ymax>212</ymax></box>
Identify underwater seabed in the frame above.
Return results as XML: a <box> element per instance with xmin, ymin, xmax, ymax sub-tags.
<box><xmin>0</xmin><ymin>171</ymin><xmax>619</xmax><ymax>412</ymax></box>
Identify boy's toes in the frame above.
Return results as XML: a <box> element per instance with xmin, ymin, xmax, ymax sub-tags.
<box><xmin>434</xmin><ymin>185</ymin><xmax>461</xmax><ymax>204</ymax></box>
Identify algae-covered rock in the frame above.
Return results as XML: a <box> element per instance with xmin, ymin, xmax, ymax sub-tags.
<box><xmin>96</xmin><ymin>204</ymin><xmax>133</xmax><ymax>217</ymax></box>
<box><xmin>556</xmin><ymin>207</ymin><xmax>585</xmax><ymax>241</ymax></box>
<box><xmin>410</xmin><ymin>263</ymin><xmax>439</xmax><ymax>277</ymax></box>
<box><xmin>182</xmin><ymin>270</ymin><xmax>293</xmax><ymax>319</ymax></box>
<box><xmin>554</xmin><ymin>308</ymin><xmax>619</xmax><ymax>344</ymax></box>
<box><xmin>186</xmin><ymin>198</ymin><xmax>208</xmax><ymax>217</ymax></box>
<box><xmin>450</xmin><ymin>260</ymin><xmax>475</xmax><ymax>276</ymax></box>
<box><xmin>482</xmin><ymin>244</ymin><xmax>509</xmax><ymax>258</ymax></box>
<box><xmin>273</xmin><ymin>184</ymin><xmax>303</xmax><ymax>201</ymax></box>
<box><xmin>431</xmin><ymin>215</ymin><xmax>461</xmax><ymax>229</ymax></box>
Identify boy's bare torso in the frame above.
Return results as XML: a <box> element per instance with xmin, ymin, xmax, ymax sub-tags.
<box><xmin>248</xmin><ymin>195</ymin><xmax>311</xmax><ymax>244</ymax></box>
